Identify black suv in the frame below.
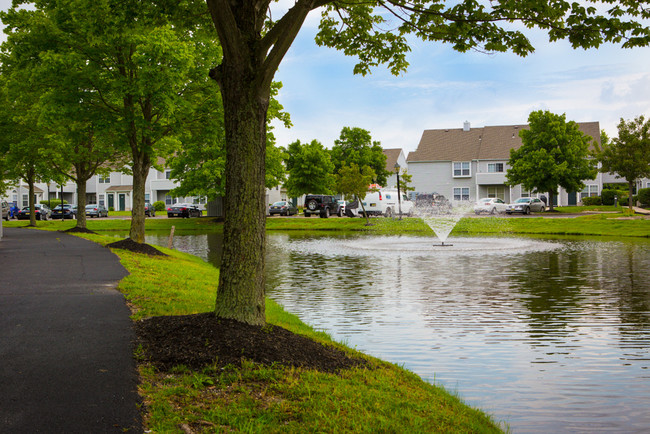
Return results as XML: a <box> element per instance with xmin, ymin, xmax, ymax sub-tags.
<box><xmin>303</xmin><ymin>194</ymin><xmax>343</xmax><ymax>218</ymax></box>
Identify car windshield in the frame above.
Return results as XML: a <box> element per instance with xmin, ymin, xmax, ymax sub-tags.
<box><xmin>480</xmin><ymin>199</ymin><xmax>491</xmax><ymax>203</ymax></box>
<box><xmin>86</xmin><ymin>205</ymin><xmax>96</xmax><ymax>209</ymax></box>
<box><xmin>515</xmin><ymin>198</ymin><xmax>531</xmax><ymax>203</ymax></box>
<box><xmin>272</xmin><ymin>201</ymin><xmax>286</xmax><ymax>206</ymax></box>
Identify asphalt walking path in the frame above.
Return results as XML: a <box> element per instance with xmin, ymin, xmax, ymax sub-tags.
<box><xmin>0</xmin><ymin>227</ymin><xmax>142</xmax><ymax>433</ymax></box>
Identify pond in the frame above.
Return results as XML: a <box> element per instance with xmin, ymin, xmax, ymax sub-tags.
<box><xmin>142</xmin><ymin>231</ymin><xmax>650</xmax><ymax>433</ymax></box>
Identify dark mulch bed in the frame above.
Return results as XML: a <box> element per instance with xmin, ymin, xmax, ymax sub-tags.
<box><xmin>135</xmin><ymin>313</ymin><xmax>367</xmax><ymax>373</ymax></box>
<box><xmin>106</xmin><ymin>238</ymin><xmax>167</xmax><ymax>256</ymax></box>
<box><xmin>63</xmin><ymin>226</ymin><xmax>96</xmax><ymax>234</ymax></box>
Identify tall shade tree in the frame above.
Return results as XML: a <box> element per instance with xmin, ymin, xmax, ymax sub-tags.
<box><xmin>507</xmin><ymin>110</ymin><xmax>598</xmax><ymax>211</ymax></box>
<box><xmin>335</xmin><ymin>163</ymin><xmax>376</xmax><ymax>225</ymax></box>
<box><xmin>597</xmin><ymin>116</ymin><xmax>650</xmax><ymax>210</ymax></box>
<box><xmin>2</xmin><ymin>0</ymin><xmax>221</xmax><ymax>242</ymax></box>
<box><xmin>330</xmin><ymin>127</ymin><xmax>390</xmax><ymax>187</ymax></box>
<box><xmin>0</xmin><ymin>62</ymin><xmax>56</xmax><ymax>227</ymax></box>
<box><xmin>208</xmin><ymin>0</ymin><xmax>650</xmax><ymax>325</ymax></box>
<box><xmin>284</xmin><ymin>139</ymin><xmax>335</xmax><ymax>198</ymax></box>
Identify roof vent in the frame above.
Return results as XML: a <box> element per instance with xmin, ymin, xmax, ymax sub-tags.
<box><xmin>463</xmin><ymin>121</ymin><xmax>470</xmax><ymax>132</ymax></box>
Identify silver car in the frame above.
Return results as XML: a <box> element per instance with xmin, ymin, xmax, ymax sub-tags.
<box><xmin>505</xmin><ymin>197</ymin><xmax>545</xmax><ymax>215</ymax></box>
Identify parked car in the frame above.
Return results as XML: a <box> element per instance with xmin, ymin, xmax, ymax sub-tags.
<box><xmin>268</xmin><ymin>201</ymin><xmax>297</xmax><ymax>216</ymax></box>
<box><xmin>303</xmin><ymin>194</ymin><xmax>343</xmax><ymax>218</ymax></box>
<box><xmin>16</xmin><ymin>204</ymin><xmax>52</xmax><ymax>220</ymax></box>
<box><xmin>505</xmin><ymin>197</ymin><xmax>546</xmax><ymax>215</ymax></box>
<box><xmin>415</xmin><ymin>193</ymin><xmax>452</xmax><ymax>212</ymax></box>
<box><xmin>360</xmin><ymin>189</ymin><xmax>415</xmax><ymax>217</ymax></box>
<box><xmin>1</xmin><ymin>200</ymin><xmax>9</xmax><ymax>221</ymax></box>
<box><xmin>474</xmin><ymin>198</ymin><xmax>507</xmax><ymax>215</ymax></box>
<box><xmin>85</xmin><ymin>204</ymin><xmax>109</xmax><ymax>218</ymax></box>
<box><xmin>167</xmin><ymin>203</ymin><xmax>202</xmax><ymax>218</ymax></box>
<box><xmin>51</xmin><ymin>204</ymin><xmax>77</xmax><ymax>219</ymax></box>
<box><xmin>144</xmin><ymin>202</ymin><xmax>156</xmax><ymax>217</ymax></box>
<box><xmin>337</xmin><ymin>200</ymin><xmax>346</xmax><ymax>215</ymax></box>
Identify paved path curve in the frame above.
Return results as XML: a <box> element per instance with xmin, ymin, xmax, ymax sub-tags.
<box><xmin>0</xmin><ymin>228</ymin><xmax>141</xmax><ymax>433</ymax></box>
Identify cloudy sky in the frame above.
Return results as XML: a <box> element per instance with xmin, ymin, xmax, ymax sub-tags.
<box><xmin>2</xmin><ymin>1</ymin><xmax>649</xmax><ymax>155</ymax></box>
<box><xmin>272</xmin><ymin>11</ymin><xmax>650</xmax><ymax>154</ymax></box>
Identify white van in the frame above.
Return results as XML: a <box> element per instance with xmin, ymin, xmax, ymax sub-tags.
<box><xmin>358</xmin><ymin>189</ymin><xmax>414</xmax><ymax>217</ymax></box>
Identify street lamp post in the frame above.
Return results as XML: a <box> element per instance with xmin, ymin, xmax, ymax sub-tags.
<box><xmin>394</xmin><ymin>162</ymin><xmax>402</xmax><ymax>220</ymax></box>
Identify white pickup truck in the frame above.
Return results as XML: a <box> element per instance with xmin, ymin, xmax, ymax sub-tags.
<box><xmin>356</xmin><ymin>189</ymin><xmax>414</xmax><ymax>217</ymax></box>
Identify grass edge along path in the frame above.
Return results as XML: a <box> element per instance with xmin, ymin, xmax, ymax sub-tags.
<box><xmin>70</xmin><ymin>232</ymin><xmax>504</xmax><ymax>433</ymax></box>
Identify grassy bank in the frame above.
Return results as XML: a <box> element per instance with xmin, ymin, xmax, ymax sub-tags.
<box><xmin>61</xmin><ymin>232</ymin><xmax>502</xmax><ymax>433</ymax></box>
<box><xmin>5</xmin><ymin>207</ymin><xmax>649</xmax><ymax>238</ymax></box>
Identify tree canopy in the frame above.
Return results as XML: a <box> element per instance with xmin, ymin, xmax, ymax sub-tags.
<box><xmin>283</xmin><ymin>139</ymin><xmax>335</xmax><ymax>198</ymax></box>
<box><xmin>507</xmin><ymin>110</ymin><xmax>598</xmax><ymax>210</ymax></box>
<box><xmin>331</xmin><ymin>127</ymin><xmax>389</xmax><ymax>188</ymax></box>
<box><xmin>597</xmin><ymin>116</ymin><xmax>650</xmax><ymax>210</ymax></box>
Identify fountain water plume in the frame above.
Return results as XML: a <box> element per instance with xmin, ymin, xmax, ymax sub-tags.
<box><xmin>415</xmin><ymin>200</ymin><xmax>474</xmax><ymax>245</ymax></box>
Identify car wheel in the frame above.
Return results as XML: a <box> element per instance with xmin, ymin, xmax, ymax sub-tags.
<box><xmin>337</xmin><ymin>208</ymin><xmax>343</xmax><ymax>217</ymax></box>
<box><xmin>539</xmin><ymin>205</ymin><xmax>545</xmax><ymax>213</ymax></box>
<box><xmin>307</xmin><ymin>199</ymin><xmax>318</xmax><ymax>211</ymax></box>
<box><xmin>490</xmin><ymin>207</ymin><xmax>496</xmax><ymax>215</ymax></box>
<box><xmin>525</xmin><ymin>207</ymin><xmax>530</xmax><ymax>215</ymax></box>
<box><xmin>385</xmin><ymin>207</ymin><xmax>392</xmax><ymax>218</ymax></box>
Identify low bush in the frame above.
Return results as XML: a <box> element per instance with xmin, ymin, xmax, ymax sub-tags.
<box><xmin>40</xmin><ymin>199</ymin><xmax>67</xmax><ymax>207</ymax></box>
<box><xmin>153</xmin><ymin>200</ymin><xmax>166</xmax><ymax>211</ymax></box>
<box><xmin>601</xmin><ymin>189</ymin><xmax>628</xmax><ymax>206</ymax></box>
<box><xmin>581</xmin><ymin>196</ymin><xmax>602</xmax><ymax>206</ymax></box>
<box><xmin>638</xmin><ymin>188</ymin><xmax>650</xmax><ymax>206</ymax></box>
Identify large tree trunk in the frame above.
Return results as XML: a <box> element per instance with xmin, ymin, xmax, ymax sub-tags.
<box><xmin>130</xmin><ymin>148</ymin><xmax>151</xmax><ymax>243</ymax></box>
<box><xmin>213</xmin><ymin>64</ymin><xmax>268</xmax><ymax>326</ymax></box>
<box><xmin>548</xmin><ymin>190</ymin><xmax>556</xmax><ymax>211</ymax></box>
<box><xmin>28</xmin><ymin>178</ymin><xmax>36</xmax><ymax>227</ymax></box>
<box><xmin>76</xmin><ymin>178</ymin><xmax>87</xmax><ymax>229</ymax></box>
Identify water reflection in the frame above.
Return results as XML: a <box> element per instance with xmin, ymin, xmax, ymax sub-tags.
<box><xmin>264</xmin><ymin>234</ymin><xmax>650</xmax><ymax>433</ymax></box>
<box><xmin>142</xmin><ymin>231</ymin><xmax>650</xmax><ymax>433</ymax></box>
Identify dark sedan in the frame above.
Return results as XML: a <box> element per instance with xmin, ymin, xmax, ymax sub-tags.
<box><xmin>51</xmin><ymin>204</ymin><xmax>77</xmax><ymax>219</ymax></box>
<box><xmin>268</xmin><ymin>201</ymin><xmax>298</xmax><ymax>216</ymax></box>
<box><xmin>167</xmin><ymin>203</ymin><xmax>202</xmax><ymax>218</ymax></box>
<box><xmin>16</xmin><ymin>204</ymin><xmax>52</xmax><ymax>220</ymax></box>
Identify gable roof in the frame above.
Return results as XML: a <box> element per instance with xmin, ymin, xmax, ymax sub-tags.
<box><xmin>382</xmin><ymin>148</ymin><xmax>402</xmax><ymax>172</ymax></box>
<box><xmin>407</xmin><ymin>122</ymin><xmax>601</xmax><ymax>162</ymax></box>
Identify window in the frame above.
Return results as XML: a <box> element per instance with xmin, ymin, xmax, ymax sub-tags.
<box><xmin>581</xmin><ymin>185</ymin><xmax>598</xmax><ymax>199</ymax></box>
<box><xmin>165</xmin><ymin>195</ymin><xmax>173</xmax><ymax>205</ymax></box>
<box><xmin>453</xmin><ymin>162</ymin><xmax>470</xmax><ymax>177</ymax></box>
<box><xmin>487</xmin><ymin>163</ymin><xmax>504</xmax><ymax>173</ymax></box>
<box><xmin>99</xmin><ymin>194</ymin><xmax>105</xmax><ymax>207</ymax></box>
<box><xmin>521</xmin><ymin>190</ymin><xmax>532</xmax><ymax>198</ymax></box>
<box><xmin>487</xmin><ymin>186</ymin><xmax>506</xmax><ymax>201</ymax></box>
<box><xmin>22</xmin><ymin>194</ymin><xmax>28</xmax><ymax>207</ymax></box>
<box><xmin>453</xmin><ymin>187</ymin><xmax>470</xmax><ymax>201</ymax></box>
<box><xmin>98</xmin><ymin>174</ymin><xmax>111</xmax><ymax>183</ymax></box>
<box><xmin>165</xmin><ymin>170</ymin><xmax>172</xmax><ymax>180</ymax></box>
<box><xmin>145</xmin><ymin>193</ymin><xmax>150</xmax><ymax>202</ymax></box>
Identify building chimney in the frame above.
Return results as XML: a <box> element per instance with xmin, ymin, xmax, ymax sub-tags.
<box><xmin>463</xmin><ymin>121</ymin><xmax>470</xmax><ymax>131</ymax></box>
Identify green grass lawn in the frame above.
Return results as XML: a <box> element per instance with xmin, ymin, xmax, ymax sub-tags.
<box><xmin>66</xmin><ymin>232</ymin><xmax>504</xmax><ymax>433</ymax></box>
<box><xmin>5</xmin><ymin>206</ymin><xmax>649</xmax><ymax>238</ymax></box>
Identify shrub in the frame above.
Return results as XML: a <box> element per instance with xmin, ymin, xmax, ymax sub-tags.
<box><xmin>153</xmin><ymin>200</ymin><xmax>166</xmax><ymax>211</ymax></box>
<box><xmin>638</xmin><ymin>188</ymin><xmax>650</xmax><ymax>206</ymax></box>
<box><xmin>601</xmin><ymin>189</ymin><xmax>627</xmax><ymax>206</ymax></box>
<box><xmin>109</xmin><ymin>206</ymin><xmax>115</xmax><ymax>212</ymax></box>
<box><xmin>581</xmin><ymin>196</ymin><xmax>601</xmax><ymax>206</ymax></box>
<box><xmin>40</xmin><ymin>199</ymin><xmax>67</xmax><ymax>207</ymax></box>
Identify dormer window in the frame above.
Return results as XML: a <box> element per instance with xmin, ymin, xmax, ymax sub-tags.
<box><xmin>453</xmin><ymin>161</ymin><xmax>470</xmax><ymax>177</ymax></box>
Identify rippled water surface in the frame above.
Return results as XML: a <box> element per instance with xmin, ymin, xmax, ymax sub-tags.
<box><xmin>146</xmin><ymin>232</ymin><xmax>650</xmax><ymax>433</ymax></box>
